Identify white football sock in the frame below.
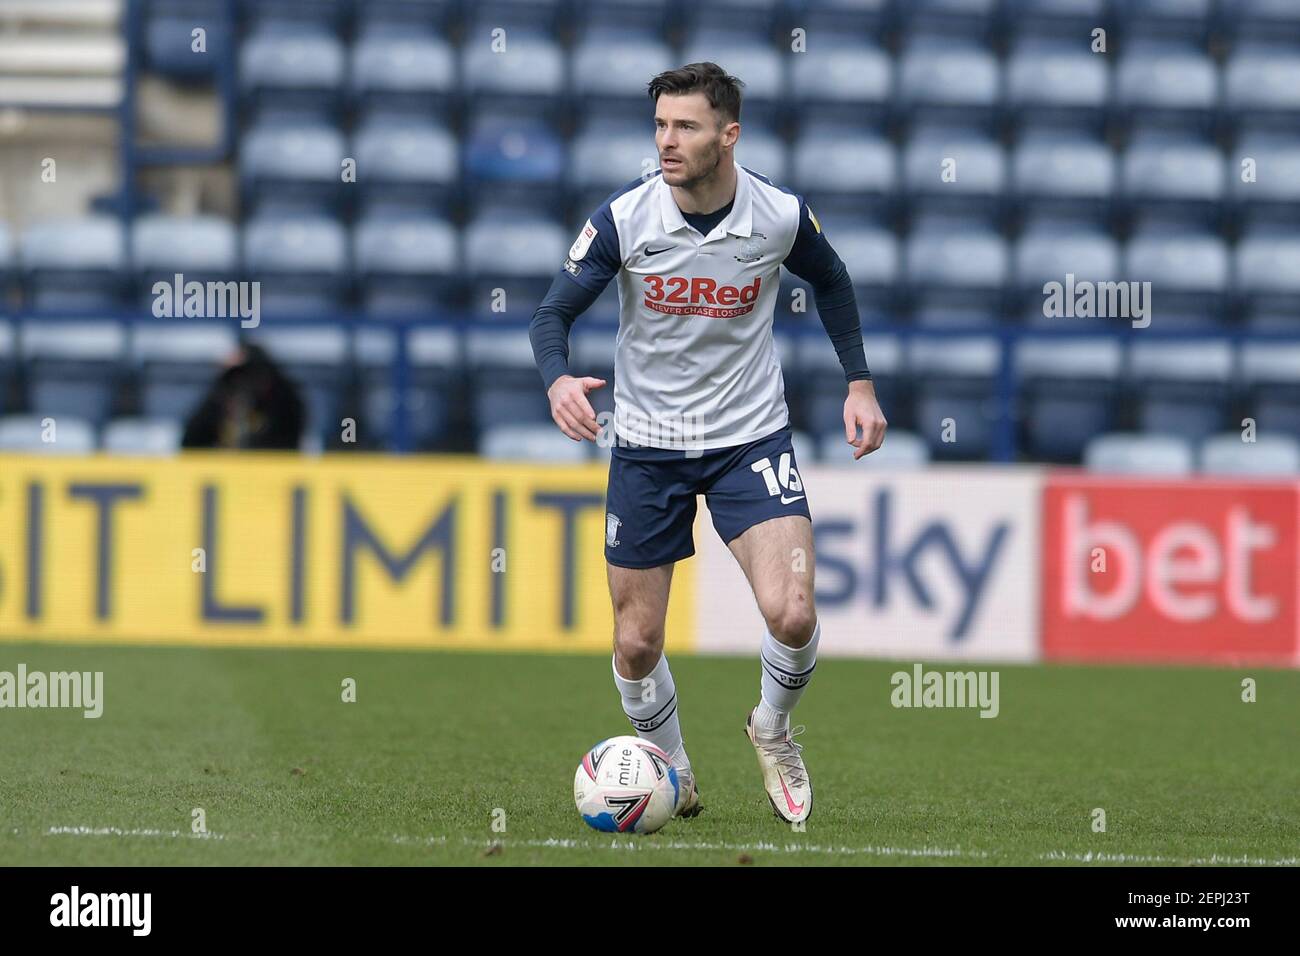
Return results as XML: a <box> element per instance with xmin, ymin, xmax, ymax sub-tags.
<box><xmin>755</xmin><ymin>619</ymin><xmax>821</xmax><ymax>738</ymax></box>
<box><xmin>612</xmin><ymin>652</ymin><xmax>690</xmax><ymax>772</ymax></box>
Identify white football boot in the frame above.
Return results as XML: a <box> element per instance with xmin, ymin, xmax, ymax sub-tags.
<box><xmin>674</xmin><ymin>766</ymin><xmax>702</xmax><ymax>818</ymax></box>
<box><xmin>745</xmin><ymin>707</ymin><xmax>813</xmax><ymax>824</ymax></box>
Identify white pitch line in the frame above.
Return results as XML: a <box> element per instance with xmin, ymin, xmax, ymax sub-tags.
<box><xmin>34</xmin><ymin>826</ymin><xmax>1298</xmax><ymax>866</ymax></box>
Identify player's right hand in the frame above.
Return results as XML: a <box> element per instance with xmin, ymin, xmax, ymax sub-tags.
<box><xmin>547</xmin><ymin>374</ymin><xmax>606</xmax><ymax>442</ymax></box>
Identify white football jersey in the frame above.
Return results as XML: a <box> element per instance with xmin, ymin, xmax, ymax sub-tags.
<box><xmin>562</xmin><ymin>166</ymin><xmax>810</xmax><ymax>451</ymax></box>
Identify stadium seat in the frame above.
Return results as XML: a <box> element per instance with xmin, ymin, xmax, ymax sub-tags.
<box><xmin>1016</xmin><ymin>338</ymin><xmax>1122</xmax><ymax>461</ymax></box>
<box><xmin>102</xmin><ymin>417</ymin><xmax>182</xmax><ymax>455</ymax></box>
<box><xmin>239</xmin><ymin>122</ymin><xmax>346</xmax><ymax>217</ymax></box>
<box><xmin>460</xmin><ymin>28</ymin><xmax>565</xmax><ymax>119</ymax></box>
<box><xmin>1230</xmin><ymin>134</ymin><xmax>1300</xmax><ymax>228</ymax></box>
<box><xmin>20</xmin><ymin>320</ymin><xmax>126</xmax><ymax>427</ymax></box>
<box><xmin>1241</xmin><ymin>342</ymin><xmax>1300</xmax><ymax>437</ymax></box>
<box><xmin>1129</xmin><ymin>341</ymin><xmax>1234</xmax><ymax>444</ymax></box>
<box><xmin>246</xmin><ymin>326</ymin><xmax>351</xmax><ymax>449</ymax></box>
<box><xmin>569</xmin><ymin>36</ymin><xmax>674</xmax><ymax>117</ymax></box>
<box><xmin>904</xmin><ymin>227</ymin><xmax>1008</xmax><ymax>327</ymax></box>
<box><xmin>1083</xmin><ymin>432</ymin><xmax>1195</xmax><ymax>475</ymax></box>
<box><xmin>350</xmin><ymin>30</ymin><xmax>456</xmax><ymax>118</ymax></box>
<box><xmin>1115</xmin><ymin>43</ymin><xmax>1217</xmax><ymax>131</ymax></box>
<box><xmin>357</xmin><ymin>325</ymin><xmax>460</xmax><ymax>451</ymax></box>
<box><xmin>1124</xmin><ymin>230</ymin><xmax>1229</xmax><ymax>328</ymax></box>
<box><xmin>242</xmin><ymin>216</ymin><xmax>350</xmax><ymax>316</ymax></box>
<box><xmin>1199</xmin><ymin>432</ymin><xmax>1300</xmax><ymax>476</ymax></box>
<box><xmin>570</xmin><ymin>120</ymin><xmax>657</xmax><ymax>211</ymax></box>
<box><xmin>902</xmin><ymin>130</ymin><xmax>1005</xmax><ymax>223</ymax></box>
<box><xmin>463</xmin><ymin>214</ymin><xmax>567</xmax><ymax>320</ymax></box>
<box><xmin>351</xmin><ymin>119</ymin><xmax>459</xmax><ymax>215</ymax></box>
<box><xmin>1114</xmin><ymin>0</ymin><xmax>1213</xmax><ymax>43</ymax></box>
<box><xmin>0</xmin><ymin>414</ymin><xmax>96</xmax><ymax>454</ymax></box>
<box><xmin>1235</xmin><ymin>232</ymin><xmax>1300</xmax><ymax>325</ymax></box>
<box><xmin>1013</xmin><ymin>225</ymin><xmax>1122</xmax><ymax>328</ymax></box>
<box><xmin>144</xmin><ymin>8</ymin><xmax>232</xmax><ymax>81</ymax></box>
<box><xmin>354</xmin><ymin>216</ymin><xmax>460</xmax><ymax>317</ymax></box>
<box><xmin>239</xmin><ymin>26</ymin><xmax>344</xmax><ymax>119</ymax></box>
<box><xmin>1011</xmin><ymin>132</ymin><xmax>1114</xmax><ymax>224</ymax></box>
<box><xmin>681</xmin><ymin>33</ymin><xmax>783</xmax><ymax>123</ymax></box>
<box><xmin>789</xmin><ymin>38</ymin><xmax>892</xmax><ymax>130</ymax></box>
<box><xmin>462</xmin><ymin>115</ymin><xmax>566</xmax><ymax>216</ymax></box>
<box><xmin>130</xmin><ymin>322</ymin><xmax>236</xmax><ymax>422</ymax></box>
<box><xmin>909</xmin><ymin>336</ymin><xmax>1000</xmax><ymax>460</ymax></box>
<box><xmin>21</xmin><ymin>216</ymin><xmax>126</xmax><ymax>312</ymax></box>
<box><xmin>467</xmin><ymin>329</ymin><xmax>553</xmax><ymax>433</ymax></box>
<box><xmin>897</xmin><ymin>39</ymin><xmax>999</xmax><ymax>128</ymax></box>
<box><xmin>1224</xmin><ymin>45</ymin><xmax>1300</xmax><ymax>130</ymax></box>
<box><xmin>1120</xmin><ymin>133</ymin><xmax>1225</xmax><ymax>228</ymax></box>
<box><xmin>131</xmin><ymin>214</ymin><xmax>239</xmax><ymax>310</ymax></box>
<box><xmin>479</xmin><ymin>423</ymin><xmax>587</xmax><ymax>463</ymax></box>
<box><xmin>1005</xmin><ymin>38</ymin><xmax>1109</xmax><ymax>131</ymax></box>
<box><xmin>791</xmin><ymin>130</ymin><xmax>894</xmax><ymax>219</ymax></box>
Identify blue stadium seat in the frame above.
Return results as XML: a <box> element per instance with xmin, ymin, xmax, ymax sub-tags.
<box><xmin>239</xmin><ymin>122</ymin><xmax>347</xmax><ymax>218</ymax></box>
<box><xmin>354</xmin><ymin>216</ymin><xmax>460</xmax><ymax>317</ymax></box>
<box><xmin>683</xmin><ymin>0</ymin><xmax>785</xmax><ymax>35</ymax></box>
<box><xmin>1119</xmin><ymin>133</ymin><xmax>1225</xmax><ymax>228</ymax></box>
<box><xmin>1236</xmin><ymin>231</ymin><xmax>1300</xmax><ymax>325</ymax></box>
<box><xmin>1241</xmin><ymin>343</ymin><xmax>1300</xmax><ymax>436</ymax></box>
<box><xmin>1013</xmin><ymin>225</ymin><xmax>1121</xmax><ymax>327</ymax></box>
<box><xmin>351</xmin><ymin>118</ymin><xmax>459</xmax><ymax>215</ymax></box>
<box><xmin>1125</xmin><ymin>230</ymin><xmax>1229</xmax><ymax>328</ymax></box>
<box><xmin>809</xmin><ymin>222</ymin><xmax>898</xmax><ymax>322</ymax></box>
<box><xmin>792</xmin><ymin>130</ymin><xmax>895</xmax><ymax>219</ymax></box>
<box><xmin>735</xmin><ymin>130</ymin><xmax>788</xmax><ymax>184</ymax></box>
<box><xmin>466</xmin><ymin>329</ymin><xmax>553</xmax><ymax>432</ymax></box>
<box><xmin>822</xmin><ymin>428</ymin><xmax>929</xmax><ymax>468</ymax></box>
<box><xmin>463</xmin><ymin>214</ymin><xmax>567</xmax><ymax>320</ymax></box>
<box><xmin>904</xmin><ymin>227</ymin><xmax>1008</xmax><ymax>327</ymax></box>
<box><xmin>570</xmin><ymin>120</ymin><xmax>657</xmax><ymax>212</ymax></box>
<box><xmin>358</xmin><ymin>325</ymin><xmax>460</xmax><ymax>451</ymax></box>
<box><xmin>1016</xmin><ymin>339</ymin><xmax>1122</xmax><ymax>461</ymax></box>
<box><xmin>242</xmin><ymin>216</ymin><xmax>350</xmax><ymax>316</ymax></box>
<box><xmin>1115</xmin><ymin>42</ymin><xmax>1217</xmax><ymax>132</ymax></box>
<box><xmin>246</xmin><ymin>326</ymin><xmax>351</xmax><ymax>448</ymax></box>
<box><xmin>130</xmin><ymin>323</ymin><xmax>237</xmax><ymax>422</ymax></box>
<box><xmin>20</xmin><ymin>320</ymin><xmax>126</xmax><ymax>427</ymax></box>
<box><xmin>350</xmin><ymin>30</ymin><xmax>456</xmax><ymax>119</ymax></box>
<box><xmin>796</xmin><ymin>333</ymin><xmax>905</xmax><ymax>439</ymax></box>
<box><xmin>1129</xmin><ymin>341</ymin><xmax>1234</xmax><ymax>444</ymax></box>
<box><xmin>572</xmin><ymin>0</ymin><xmax>673</xmax><ymax>39</ymax></box>
<box><xmin>1199</xmin><ymin>432</ymin><xmax>1300</xmax><ymax>476</ymax></box>
<box><xmin>21</xmin><ymin>217</ymin><xmax>126</xmax><ymax>312</ymax></box>
<box><xmin>462</xmin><ymin>116</ymin><xmax>565</xmax><ymax>216</ymax></box>
<box><xmin>1224</xmin><ymin>45</ymin><xmax>1300</xmax><ymax>133</ymax></box>
<box><xmin>1011</xmin><ymin>132</ymin><xmax>1114</xmax><ymax>225</ymax></box>
<box><xmin>0</xmin><ymin>414</ymin><xmax>96</xmax><ymax>454</ymax></box>
<box><xmin>144</xmin><ymin>7</ymin><xmax>232</xmax><ymax>81</ymax></box>
<box><xmin>461</xmin><ymin>28</ymin><xmax>565</xmax><ymax>120</ymax></box>
<box><xmin>898</xmin><ymin>39</ymin><xmax>999</xmax><ymax>129</ymax></box>
<box><xmin>1005</xmin><ymin>38</ymin><xmax>1109</xmax><ymax>131</ymax></box>
<box><xmin>902</xmin><ymin>129</ymin><xmax>1006</xmax><ymax>224</ymax></box>
<box><xmin>909</xmin><ymin>336</ymin><xmax>1000</xmax><ymax>460</ymax></box>
<box><xmin>239</xmin><ymin>26</ymin><xmax>345</xmax><ymax>119</ymax></box>
<box><xmin>1084</xmin><ymin>433</ymin><xmax>1195</xmax><ymax>475</ymax></box>
<box><xmin>1230</xmin><ymin>134</ymin><xmax>1300</xmax><ymax>228</ymax></box>
<box><xmin>131</xmin><ymin>214</ymin><xmax>239</xmax><ymax>310</ymax></box>
<box><xmin>102</xmin><ymin>417</ymin><xmax>182</xmax><ymax>456</ymax></box>
<box><xmin>790</xmin><ymin>38</ymin><xmax>892</xmax><ymax>130</ymax></box>
<box><xmin>1113</xmin><ymin>0</ymin><xmax>1213</xmax><ymax>43</ymax></box>
<box><xmin>570</xmin><ymin>36</ymin><xmax>674</xmax><ymax>118</ymax></box>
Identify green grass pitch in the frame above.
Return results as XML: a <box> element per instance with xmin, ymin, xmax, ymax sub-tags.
<box><xmin>1</xmin><ymin>642</ymin><xmax>1296</xmax><ymax>866</ymax></box>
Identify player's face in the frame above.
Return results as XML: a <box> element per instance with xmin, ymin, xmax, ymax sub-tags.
<box><xmin>654</xmin><ymin>93</ymin><xmax>734</xmax><ymax>188</ymax></box>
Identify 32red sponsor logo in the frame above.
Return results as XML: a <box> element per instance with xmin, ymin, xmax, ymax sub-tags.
<box><xmin>642</xmin><ymin>275</ymin><xmax>761</xmax><ymax>318</ymax></box>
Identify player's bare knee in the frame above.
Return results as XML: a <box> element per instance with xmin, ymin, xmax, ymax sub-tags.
<box><xmin>765</xmin><ymin>595</ymin><xmax>817</xmax><ymax>648</ymax></box>
<box><xmin>613</xmin><ymin>623</ymin><xmax>665</xmax><ymax>676</ymax></box>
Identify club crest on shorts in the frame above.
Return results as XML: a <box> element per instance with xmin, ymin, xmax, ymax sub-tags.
<box><xmin>605</xmin><ymin>512</ymin><xmax>622</xmax><ymax>548</ymax></box>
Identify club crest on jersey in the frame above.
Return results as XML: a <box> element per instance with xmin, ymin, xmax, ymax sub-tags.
<box><xmin>749</xmin><ymin>452</ymin><xmax>805</xmax><ymax>505</ymax></box>
<box><xmin>642</xmin><ymin>274</ymin><xmax>762</xmax><ymax>318</ymax></box>
<box><xmin>569</xmin><ymin>219</ymin><xmax>598</xmax><ymax>261</ymax></box>
<box><xmin>605</xmin><ymin>512</ymin><xmax>622</xmax><ymax>548</ymax></box>
<box><xmin>734</xmin><ymin>231</ymin><xmax>767</xmax><ymax>264</ymax></box>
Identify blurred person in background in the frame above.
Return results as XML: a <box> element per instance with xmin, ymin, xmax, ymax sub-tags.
<box><xmin>181</xmin><ymin>343</ymin><xmax>304</xmax><ymax>450</ymax></box>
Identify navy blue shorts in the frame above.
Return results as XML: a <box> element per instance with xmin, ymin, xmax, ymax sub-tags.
<box><xmin>603</xmin><ymin>424</ymin><xmax>812</xmax><ymax>569</ymax></box>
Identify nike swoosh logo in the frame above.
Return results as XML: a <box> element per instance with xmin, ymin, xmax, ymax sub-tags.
<box><xmin>780</xmin><ymin>495</ymin><xmax>806</xmax><ymax>505</ymax></box>
<box><xmin>644</xmin><ymin>246</ymin><xmax>673</xmax><ymax>257</ymax></box>
<box><xmin>779</xmin><ymin>776</ymin><xmax>805</xmax><ymax>816</ymax></box>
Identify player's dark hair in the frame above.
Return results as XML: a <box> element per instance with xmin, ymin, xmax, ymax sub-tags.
<box><xmin>648</xmin><ymin>62</ymin><xmax>744</xmax><ymax>127</ymax></box>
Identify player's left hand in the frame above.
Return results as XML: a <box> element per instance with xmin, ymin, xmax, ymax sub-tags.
<box><xmin>843</xmin><ymin>380</ymin><xmax>887</xmax><ymax>460</ymax></box>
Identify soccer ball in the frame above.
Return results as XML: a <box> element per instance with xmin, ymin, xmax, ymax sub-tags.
<box><xmin>574</xmin><ymin>736</ymin><xmax>679</xmax><ymax>834</ymax></box>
